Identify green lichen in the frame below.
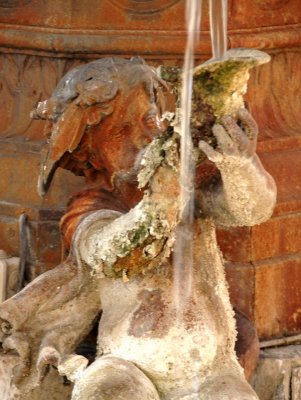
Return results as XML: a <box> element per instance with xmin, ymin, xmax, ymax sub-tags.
<box><xmin>138</xmin><ymin>130</ymin><xmax>179</xmax><ymax>188</ymax></box>
<box><xmin>129</xmin><ymin>225</ymin><xmax>149</xmax><ymax>246</ymax></box>
<box><xmin>193</xmin><ymin>59</ymin><xmax>257</xmax><ymax>119</ymax></box>
<box><xmin>195</xmin><ymin>61</ymin><xmax>248</xmax><ymax>94</ymax></box>
<box><xmin>138</xmin><ymin>135</ymin><xmax>166</xmax><ymax>189</ymax></box>
<box><xmin>88</xmin><ymin>200</ymin><xmax>173</xmax><ymax>278</ymax></box>
<box><xmin>157</xmin><ymin>65</ymin><xmax>181</xmax><ymax>85</ymax></box>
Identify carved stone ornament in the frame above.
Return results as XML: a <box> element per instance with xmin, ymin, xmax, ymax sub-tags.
<box><xmin>254</xmin><ymin>0</ymin><xmax>290</xmax><ymax>10</ymax></box>
<box><xmin>109</xmin><ymin>0</ymin><xmax>181</xmax><ymax>14</ymax></box>
<box><xmin>0</xmin><ymin>0</ymin><xmax>31</xmax><ymax>7</ymax></box>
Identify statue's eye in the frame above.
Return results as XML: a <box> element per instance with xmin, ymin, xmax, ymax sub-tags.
<box><xmin>144</xmin><ymin>113</ymin><xmax>158</xmax><ymax>128</ymax></box>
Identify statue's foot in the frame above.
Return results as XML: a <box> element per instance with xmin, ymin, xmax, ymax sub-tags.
<box><xmin>71</xmin><ymin>356</ymin><xmax>160</xmax><ymax>400</ymax></box>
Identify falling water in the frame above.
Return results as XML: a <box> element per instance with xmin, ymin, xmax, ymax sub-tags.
<box><xmin>209</xmin><ymin>0</ymin><xmax>228</xmax><ymax>59</ymax></box>
<box><xmin>173</xmin><ymin>0</ymin><xmax>228</xmax><ymax>313</ymax></box>
<box><xmin>173</xmin><ymin>0</ymin><xmax>201</xmax><ymax>313</ymax></box>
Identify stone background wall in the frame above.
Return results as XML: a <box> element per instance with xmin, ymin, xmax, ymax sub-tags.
<box><xmin>0</xmin><ymin>0</ymin><xmax>300</xmax><ymax>340</ymax></box>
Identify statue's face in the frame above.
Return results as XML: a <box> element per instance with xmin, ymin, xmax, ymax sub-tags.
<box><xmin>89</xmin><ymin>82</ymin><xmax>169</xmax><ymax>178</ymax></box>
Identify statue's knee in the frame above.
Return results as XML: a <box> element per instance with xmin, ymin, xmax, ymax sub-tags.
<box><xmin>71</xmin><ymin>356</ymin><xmax>160</xmax><ymax>400</ymax></box>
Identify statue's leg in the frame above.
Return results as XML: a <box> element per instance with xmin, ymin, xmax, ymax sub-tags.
<box><xmin>197</xmin><ymin>373</ymin><xmax>258</xmax><ymax>400</ymax></box>
<box><xmin>165</xmin><ymin>364</ymin><xmax>258</xmax><ymax>400</ymax></box>
<box><xmin>71</xmin><ymin>356</ymin><xmax>160</xmax><ymax>400</ymax></box>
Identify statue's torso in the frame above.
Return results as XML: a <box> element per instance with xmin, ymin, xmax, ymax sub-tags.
<box><xmin>96</xmin><ymin>220</ymin><xmax>234</xmax><ymax>396</ymax></box>
<box><xmin>98</xmin><ymin>273</ymin><xmax>218</xmax><ymax>396</ymax></box>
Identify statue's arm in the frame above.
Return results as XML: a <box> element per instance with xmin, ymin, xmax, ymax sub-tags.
<box><xmin>74</xmin><ymin>168</ymin><xmax>180</xmax><ymax>278</ymax></box>
<box><xmin>196</xmin><ymin>109</ymin><xmax>277</xmax><ymax>227</ymax></box>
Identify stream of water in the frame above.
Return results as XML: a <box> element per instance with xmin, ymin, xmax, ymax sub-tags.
<box><xmin>173</xmin><ymin>0</ymin><xmax>228</xmax><ymax>314</ymax></box>
<box><xmin>209</xmin><ymin>0</ymin><xmax>228</xmax><ymax>59</ymax></box>
<box><xmin>173</xmin><ymin>0</ymin><xmax>201</xmax><ymax>314</ymax></box>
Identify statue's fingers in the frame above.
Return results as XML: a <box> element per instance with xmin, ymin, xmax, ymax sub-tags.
<box><xmin>237</xmin><ymin>108</ymin><xmax>258</xmax><ymax>143</ymax></box>
<box><xmin>37</xmin><ymin>364</ymin><xmax>50</xmax><ymax>382</ymax></box>
<box><xmin>198</xmin><ymin>140</ymin><xmax>222</xmax><ymax>163</ymax></box>
<box><xmin>212</xmin><ymin>124</ymin><xmax>238</xmax><ymax>155</ymax></box>
<box><xmin>37</xmin><ymin>346</ymin><xmax>61</xmax><ymax>381</ymax></box>
<box><xmin>220</xmin><ymin>116</ymin><xmax>248</xmax><ymax>149</ymax></box>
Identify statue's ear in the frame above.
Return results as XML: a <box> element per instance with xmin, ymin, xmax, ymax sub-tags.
<box><xmin>38</xmin><ymin>102</ymin><xmax>87</xmax><ymax>196</ymax></box>
<box><xmin>86</xmin><ymin>104</ymin><xmax>114</xmax><ymax>127</ymax></box>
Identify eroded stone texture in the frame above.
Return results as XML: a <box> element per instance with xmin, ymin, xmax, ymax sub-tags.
<box><xmin>0</xmin><ymin>1</ymin><xmax>300</xmax><ymax>347</ymax></box>
<box><xmin>0</xmin><ymin>53</ymin><xmax>276</xmax><ymax>399</ymax></box>
<box><xmin>252</xmin><ymin>345</ymin><xmax>301</xmax><ymax>400</ymax></box>
<box><xmin>255</xmin><ymin>256</ymin><xmax>301</xmax><ymax>339</ymax></box>
<box><xmin>0</xmin><ymin>353</ymin><xmax>73</xmax><ymax>400</ymax></box>
<box><xmin>292</xmin><ymin>367</ymin><xmax>301</xmax><ymax>400</ymax></box>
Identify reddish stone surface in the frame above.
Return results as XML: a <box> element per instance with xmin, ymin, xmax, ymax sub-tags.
<box><xmin>225</xmin><ymin>262</ymin><xmax>254</xmax><ymax>321</ymax></box>
<box><xmin>0</xmin><ymin>216</ymin><xmax>19</xmax><ymax>256</ymax></box>
<box><xmin>258</xmin><ymin>146</ymin><xmax>301</xmax><ymax>210</ymax></box>
<box><xmin>252</xmin><ymin>214</ymin><xmax>301</xmax><ymax>262</ymax></box>
<box><xmin>234</xmin><ymin>308</ymin><xmax>259</xmax><ymax>382</ymax></box>
<box><xmin>31</xmin><ymin>221</ymin><xmax>63</xmax><ymax>269</ymax></box>
<box><xmin>0</xmin><ymin>142</ymin><xmax>84</xmax><ymax>209</ymax></box>
<box><xmin>0</xmin><ymin>141</ymin><xmax>84</xmax><ymax>274</ymax></box>
<box><xmin>217</xmin><ymin>227</ymin><xmax>252</xmax><ymax>263</ymax></box>
<box><xmin>246</xmin><ymin>51</ymin><xmax>301</xmax><ymax>140</ymax></box>
<box><xmin>255</xmin><ymin>256</ymin><xmax>301</xmax><ymax>339</ymax></box>
<box><xmin>0</xmin><ymin>0</ymin><xmax>299</xmax><ymax>57</ymax></box>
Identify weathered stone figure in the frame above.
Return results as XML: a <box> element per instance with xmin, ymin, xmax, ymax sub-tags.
<box><xmin>0</xmin><ymin>55</ymin><xmax>276</xmax><ymax>399</ymax></box>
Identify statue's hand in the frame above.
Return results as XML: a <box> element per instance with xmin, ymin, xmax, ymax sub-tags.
<box><xmin>197</xmin><ymin>108</ymin><xmax>276</xmax><ymax>226</ymax></box>
<box><xmin>198</xmin><ymin>108</ymin><xmax>258</xmax><ymax>163</ymax></box>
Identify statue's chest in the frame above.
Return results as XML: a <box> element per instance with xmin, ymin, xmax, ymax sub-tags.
<box><xmin>97</xmin><ymin>278</ymin><xmax>218</xmax><ymax>393</ymax></box>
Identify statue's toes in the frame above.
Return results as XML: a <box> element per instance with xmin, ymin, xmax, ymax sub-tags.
<box><xmin>71</xmin><ymin>356</ymin><xmax>160</xmax><ymax>400</ymax></box>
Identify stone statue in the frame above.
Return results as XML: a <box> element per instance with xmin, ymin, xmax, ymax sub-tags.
<box><xmin>0</xmin><ymin>54</ymin><xmax>276</xmax><ymax>400</ymax></box>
